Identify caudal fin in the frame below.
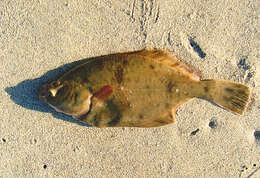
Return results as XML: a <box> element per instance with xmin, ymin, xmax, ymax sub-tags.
<box><xmin>201</xmin><ymin>80</ymin><xmax>250</xmax><ymax>114</ymax></box>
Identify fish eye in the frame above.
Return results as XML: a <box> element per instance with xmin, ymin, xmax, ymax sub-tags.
<box><xmin>48</xmin><ymin>81</ymin><xmax>67</xmax><ymax>97</ymax></box>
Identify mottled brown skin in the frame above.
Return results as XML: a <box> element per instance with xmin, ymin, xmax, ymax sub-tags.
<box><xmin>39</xmin><ymin>50</ymin><xmax>250</xmax><ymax>127</ymax></box>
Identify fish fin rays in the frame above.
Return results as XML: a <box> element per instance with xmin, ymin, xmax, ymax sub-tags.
<box><xmin>200</xmin><ymin>80</ymin><xmax>250</xmax><ymax>115</ymax></box>
<box><xmin>131</xmin><ymin>110</ymin><xmax>175</xmax><ymax>128</ymax></box>
<box><xmin>132</xmin><ymin>49</ymin><xmax>201</xmax><ymax>81</ymax></box>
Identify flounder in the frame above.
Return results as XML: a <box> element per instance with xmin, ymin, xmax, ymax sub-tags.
<box><xmin>39</xmin><ymin>50</ymin><xmax>250</xmax><ymax>128</ymax></box>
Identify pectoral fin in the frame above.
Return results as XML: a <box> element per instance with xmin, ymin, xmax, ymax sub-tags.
<box><xmin>93</xmin><ymin>85</ymin><xmax>114</xmax><ymax>100</ymax></box>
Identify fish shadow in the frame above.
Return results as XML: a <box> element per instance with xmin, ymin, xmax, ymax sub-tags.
<box><xmin>5</xmin><ymin>57</ymin><xmax>99</xmax><ymax>127</ymax></box>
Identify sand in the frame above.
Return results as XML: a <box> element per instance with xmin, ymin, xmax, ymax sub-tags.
<box><xmin>1</xmin><ymin>0</ymin><xmax>259</xmax><ymax>177</ymax></box>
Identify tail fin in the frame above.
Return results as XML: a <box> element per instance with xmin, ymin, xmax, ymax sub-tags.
<box><xmin>200</xmin><ymin>80</ymin><xmax>250</xmax><ymax>115</ymax></box>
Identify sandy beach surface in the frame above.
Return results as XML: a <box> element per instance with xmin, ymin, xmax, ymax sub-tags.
<box><xmin>1</xmin><ymin>0</ymin><xmax>259</xmax><ymax>177</ymax></box>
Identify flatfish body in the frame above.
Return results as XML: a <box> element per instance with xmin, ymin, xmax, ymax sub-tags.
<box><xmin>39</xmin><ymin>50</ymin><xmax>250</xmax><ymax>127</ymax></box>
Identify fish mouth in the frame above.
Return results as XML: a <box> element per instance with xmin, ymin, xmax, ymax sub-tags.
<box><xmin>38</xmin><ymin>84</ymin><xmax>51</xmax><ymax>101</ymax></box>
<box><xmin>39</xmin><ymin>80</ymin><xmax>63</xmax><ymax>101</ymax></box>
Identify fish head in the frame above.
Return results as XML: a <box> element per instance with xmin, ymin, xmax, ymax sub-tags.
<box><xmin>39</xmin><ymin>80</ymin><xmax>92</xmax><ymax>116</ymax></box>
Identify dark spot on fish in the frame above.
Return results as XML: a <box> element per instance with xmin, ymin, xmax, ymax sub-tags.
<box><xmin>93</xmin><ymin>114</ymin><xmax>101</xmax><ymax>127</ymax></box>
<box><xmin>146</xmin><ymin>85</ymin><xmax>150</xmax><ymax>89</ymax></box>
<box><xmin>43</xmin><ymin>165</ymin><xmax>47</xmax><ymax>169</ymax></box>
<box><xmin>155</xmin><ymin>119</ymin><xmax>167</xmax><ymax>124</ymax></box>
<box><xmin>122</xmin><ymin>59</ymin><xmax>128</xmax><ymax>66</ymax></box>
<box><xmin>106</xmin><ymin>99</ymin><xmax>121</xmax><ymax>126</ymax></box>
<box><xmin>237</xmin><ymin>89</ymin><xmax>246</xmax><ymax>95</ymax></box>
<box><xmin>223</xmin><ymin>96</ymin><xmax>230</xmax><ymax>102</ymax></box>
<box><xmin>74</xmin><ymin>93</ymin><xmax>79</xmax><ymax>103</ymax></box>
<box><xmin>225</xmin><ymin>88</ymin><xmax>234</xmax><ymax>93</ymax></box>
<box><xmin>204</xmin><ymin>86</ymin><xmax>209</xmax><ymax>92</ymax></box>
<box><xmin>149</xmin><ymin>64</ymin><xmax>155</xmax><ymax>69</ymax></box>
<box><xmin>201</xmin><ymin>79</ymin><xmax>213</xmax><ymax>82</ymax></box>
<box><xmin>2</xmin><ymin>138</ymin><xmax>6</xmax><ymax>143</ymax></box>
<box><xmin>115</xmin><ymin>66</ymin><xmax>124</xmax><ymax>84</ymax></box>
<box><xmin>94</xmin><ymin>59</ymin><xmax>104</xmax><ymax>70</ymax></box>
<box><xmin>139</xmin><ymin>114</ymin><xmax>144</xmax><ymax>119</ymax></box>
<box><xmin>88</xmin><ymin>86</ymin><xmax>94</xmax><ymax>93</ymax></box>
<box><xmin>165</xmin><ymin>103</ymin><xmax>170</xmax><ymax>108</ymax></box>
<box><xmin>108</xmin><ymin>114</ymin><xmax>121</xmax><ymax>126</ymax></box>
<box><xmin>167</xmin><ymin>81</ymin><xmax>175</xmax><ymax>93</ymax></box>
<box><xmin>190</xmin><ymin>128</ymin><xmax>199</xmax><ymax>136</ymax></box>
<box><xmin>81</xmin><ymin>75</ymin><xmax>90</xmax><ymax>83</ymax></box>
<box><xmin>76</xmin><ymin>113</ymin><xmax>88</xmax><ymax>121</ymax></box>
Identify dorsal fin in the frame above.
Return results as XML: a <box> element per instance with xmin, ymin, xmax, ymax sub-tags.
<box><xmin>132</xmin><ymin>49</ymin><xmax>201</xmax><ymax>81</ymax></box>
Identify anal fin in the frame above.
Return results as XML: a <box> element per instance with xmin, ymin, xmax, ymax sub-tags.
<box><xmin>133</xmin><ymin>111</ymin><xmax>175</xmax><ymax>128</ymax></box>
